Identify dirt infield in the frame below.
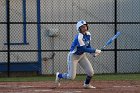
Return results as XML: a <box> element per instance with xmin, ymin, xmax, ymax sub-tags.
<box><xmin>0</xmin><ymin>80</ymin><xmax>140</xmax><ymax>93</ymax></box>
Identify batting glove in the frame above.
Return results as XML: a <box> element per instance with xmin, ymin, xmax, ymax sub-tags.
<box><xmin>95</xmin><ymin>49</ymin><xmax>101</xmax><ymax>54</ymax></box>
<box><xmin>91</xmin><ymin>49</ymin><xmax>101</xmax><ymax>57</ymax></box>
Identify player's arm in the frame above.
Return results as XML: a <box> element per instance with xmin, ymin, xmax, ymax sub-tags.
<box><xmin>78</xmin><ymin>45</ymin><xmax>96</xmax><ymax>53</ymax></box>
<box><xmin>78</xmin><ymin>35</ymin><xmax>96</xmax><ymax>53</ymax></box>
<box><xmin>78</xmin><ymin>34</ymin><xmax>101</xmax><ymax>54</ymax></box>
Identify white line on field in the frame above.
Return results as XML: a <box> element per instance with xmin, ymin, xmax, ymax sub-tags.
<box><xmin>113</xmin><ymin>86</ymin><xmax>134</xmax><ymax>88</ymax></box>
<box><xmin>74</xmin><ymin>91</ymin><xmax>82</xmax><ymax>93</ymax></box>
<box><xmin>20</xmin><ymin>85</ymin><xmax>34</xmax><ymax>88</ymax></box>
<box><xmin>113</xmin><ymin>85</ymin><xmax>140</xmax><ymax>88</ymax></box>
<box><xmin>34</xmin><ymin>89</ymin><xmax>53</xmax><ymax>92</ymax></box>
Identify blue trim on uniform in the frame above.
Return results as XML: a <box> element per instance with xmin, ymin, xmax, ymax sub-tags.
<box><xmin>0</xmin><ymin>62</ymin><xmax>38</xmax><ymax>71</ymax></box>
<box><xmin>37</xmin><ymin>0</ymin><xmax>42</xmax><ymax>74</ymax></box>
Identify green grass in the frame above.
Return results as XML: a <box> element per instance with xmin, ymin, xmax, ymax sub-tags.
<box><xmin>0</xmin><ymin>74</ymin><xmax>139</xmax><ymax>82</ymax></box>
<box><xmin>92</xmin><ymin>74</ymin><xmax>140</xmax><ymax>80</ymax></box>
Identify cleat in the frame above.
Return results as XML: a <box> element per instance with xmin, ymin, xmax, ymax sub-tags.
<box><xmin>55</xmin><ymin>72</ymin><xmax>60</xmax><ymax>86</ymax></box>
<box><xmin>83</xmin><ymin>84</ymin><xmax>96</xmax><ymax>89</ymax></box>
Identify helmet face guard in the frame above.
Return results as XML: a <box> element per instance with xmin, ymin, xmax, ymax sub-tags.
<box><xmin>76</xmin><ymin>20</ymin><xmax>88</xmax><ymax>31</ymax></box>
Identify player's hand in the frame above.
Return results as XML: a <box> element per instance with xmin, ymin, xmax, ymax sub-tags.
<box><xmin>94</xmin><ymin>53</ymin><xmax>100</xmax><ymax>57</ymax></box>
<box><xmin>95</xmin><ymin>49</ymin><xmax>101</xmax><ymax>54</ymax></box>
<box><xmin>91</xmin><ymin>53</ymin><xmax>101</xmax><ymax>57</ymax></box>
<box><xmin>91</xmin><ymin>49</ymin><xmax>101</xmax><ymax>57</ymax></box>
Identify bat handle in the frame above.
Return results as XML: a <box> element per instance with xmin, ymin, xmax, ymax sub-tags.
<box><xmin>101</xmin><ymin>46</ymin><xmax>106</xmax><ymax>50</ymax></box>
<box><xmin>93</xmin><ymin>46</ymin><xmax>105</xmax><ymax>57</ymax></box>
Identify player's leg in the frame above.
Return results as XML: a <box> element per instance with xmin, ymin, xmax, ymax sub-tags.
<box><xmin>55</xmin><ymin>53</ymin><xmax>79</xmax><ymax>83</ymax></box>
<box><xmin>66</xmin><ymin>53</ymin><xmax>78</xmax><ymax>80</ymax></box>
<box><xmin>79</xmin><ymin>54</ymin><xmax>95</xmax><ymax>88</ymax></box>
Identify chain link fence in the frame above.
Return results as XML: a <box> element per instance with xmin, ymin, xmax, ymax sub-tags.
<box><xmin>0</xmin><ymin>0</ymin><xmax>139</xmax><ymax>77</ymax></box>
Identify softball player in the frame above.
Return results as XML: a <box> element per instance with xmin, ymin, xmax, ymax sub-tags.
<box><xmin>55</xmin><ymin>20</ymin><xmax>101</xmax><ymax>89</ymax></box>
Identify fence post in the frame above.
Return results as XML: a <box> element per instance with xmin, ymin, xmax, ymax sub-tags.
<box><xmin>6</xmin><ymin>0</ymin><xmax>10</xmax><ymax>77</ymax></box>
<box><xmin>23</xmin><ymin>0</ymin><xmax>27</xmax><ymax>44</ymax></box>
<box><xmin>37</xmin><ymin>0</ymin><xmax>42</xmax><ymax>74</ymax></box>
<box><xmin>114</xmin><ymin>0</ymin><xmax>118</xmax><ymax>73</ymax></box>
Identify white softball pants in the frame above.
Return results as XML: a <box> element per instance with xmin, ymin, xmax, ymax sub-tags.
<box><xmin>66</xmin><ymin>52</ymin><xmax>94</xmax><ymax>80</ymax></box>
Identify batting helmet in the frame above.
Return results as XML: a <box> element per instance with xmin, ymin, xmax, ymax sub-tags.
<box><xmin>76</xmin><ymin>20</ymin><xmax>88</xmax><ymax>31</ymax></box>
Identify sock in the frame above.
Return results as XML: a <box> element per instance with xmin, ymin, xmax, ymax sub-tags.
<box><xmin>58</xmin><ymin>73</ymin><xmax>63</xmax><ymax>78</ymax></box>
<box><xmin>85</xmin><ymin>76</ymin><xmax>92</xmax><ymax>84</ymax></box>
<box><xmin>62</xmin><ymin>73</ymin><xmax>68</xmax><ymax>79</ymax></box>
<box><xmin>58</xmin><ymin>73</ymin><xmax>68</xmax><ymax>79</ymax></box>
